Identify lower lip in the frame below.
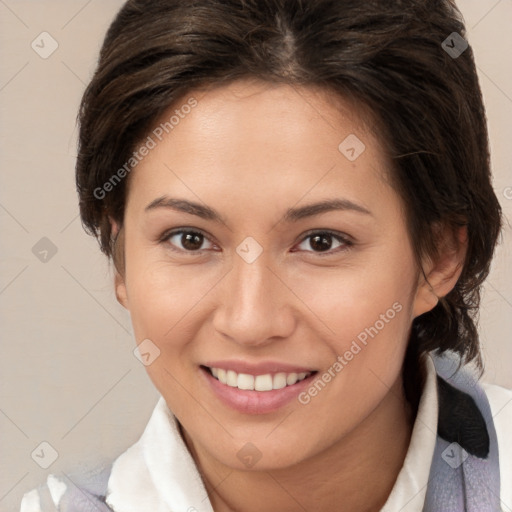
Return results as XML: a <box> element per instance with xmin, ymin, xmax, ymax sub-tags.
<box><xmin>200</xmin><ymin>366</ymin><xmax>317</xmax><ymax>415</ymax></box>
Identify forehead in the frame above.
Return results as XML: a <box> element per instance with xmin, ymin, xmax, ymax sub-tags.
<box><xmin>126</xmin><ymin>78</ymin><xmax>395</xmax><ymax>217</ymax></box>
<box><xmin>160</xmin><ymin>78</ymin><xmax>379</xmax><ymax>153</ymax></box>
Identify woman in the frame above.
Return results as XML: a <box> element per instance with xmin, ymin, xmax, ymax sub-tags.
<box><xmin>20</xmin><ymin>0</ymin><xmax>512</xmax><ymax>510</ymax></box>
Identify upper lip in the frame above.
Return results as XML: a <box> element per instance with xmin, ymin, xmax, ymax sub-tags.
<box><xmin>202</xmin><ymin>360</ymin><xmax>317</xmax><ymax>376</ymax></box>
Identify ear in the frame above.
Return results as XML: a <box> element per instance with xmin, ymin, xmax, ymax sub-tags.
<box><xmin>412</xmin><ymin>224</ymin><xmax>467</xmax><ymax>318</ymax></box>
<box><xmin>110</xmin><ymin>218</ymin><xmax>129</xmax><ymax>310</ymax></box>
<box><xmin>115</xmin><ymin>272</ymin><xmax>129</xmax><ymax>310</ymax></box>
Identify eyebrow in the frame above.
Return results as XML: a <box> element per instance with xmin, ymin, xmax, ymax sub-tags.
<box><xmin>144</xmin><ymin>196</ymin><xmax>372</xmax><ymax>223</ymax></box>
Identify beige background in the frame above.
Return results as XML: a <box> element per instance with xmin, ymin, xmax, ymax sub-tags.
<box><xmin>0</xmin><ymin>1</ymin><xmax>511</xmax><ymax>510</ymax></box>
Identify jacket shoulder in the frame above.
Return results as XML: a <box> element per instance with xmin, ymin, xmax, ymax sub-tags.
<box><xmin>19</xmin><ymin>463</ymin><xmax>114</xmax><ymax>512</ymax></box>
<box><xmin>481</xmin><ymin>381</ymin><xmax>512</xmax><ymax>509</ymax></box>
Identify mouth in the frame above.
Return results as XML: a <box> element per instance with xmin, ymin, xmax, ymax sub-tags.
<box><xmin>200</xmin><ymin>364</ymin><xmax>318</xmax><ymax>414</ymax></box>
<box><xmin>202</xmin><ymin>365</ymin><xmax>316</xmax><ymax>391</ymax></box>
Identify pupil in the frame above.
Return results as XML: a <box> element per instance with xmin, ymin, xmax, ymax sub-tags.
<box><xmin>182</xmin><ymin>233</ymin><xmax>202</xmax><ymax>250</ymax></box>
<box><xmin>179</xmin><ymin>233</ymin><xmax>334</xmax><ymax>252</ymax></box>
<box><xmin>310</xmin><ymin>234</ymin><xmax>331</xmax><ymax>252</ymax></box>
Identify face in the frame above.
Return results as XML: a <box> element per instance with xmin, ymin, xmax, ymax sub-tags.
<box><xmin>116</xmin><ymin>78</ymin><xmax>435</xmax><ymax>471</ymax></box>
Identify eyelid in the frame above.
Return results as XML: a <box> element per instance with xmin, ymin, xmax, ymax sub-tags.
<box><xmin>297</xmin><ymin>228</ymin><xmax>353</xmax><ymax>244</ymax></box>
<box><xmin>293</xmin><ymin>229</ymin><xmax>353</xmax><ymax>256</ymax></box>
<box><xmin>160</xmin><ymin>228</ymin><xmax>353</xmax><ymax>255</ymax></box>
<box><xmin>159</xmin><ymin>228</ymin><xmax>218</xmax><ymax>252</ymax></box>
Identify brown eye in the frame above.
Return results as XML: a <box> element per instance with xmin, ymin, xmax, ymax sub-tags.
<box><xmin>163</xmin><ymin>229</ymin><xmax>214</xmax><ymax>253</ymax></box>
<box><xmin>309</xmin><ymin>234</ymin><xmax>335</xmax><ymax>252</ymax></box>
<box><xmin>294</xmin><ymin>231</ymin><xmax>352</xmax><ymax>255</ymax></box>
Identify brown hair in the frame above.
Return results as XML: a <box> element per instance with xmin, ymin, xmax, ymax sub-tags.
<box><xmin>75</xmin><ymin>0</ymin><xmax>502</xmax><ymax>410</ymax></box>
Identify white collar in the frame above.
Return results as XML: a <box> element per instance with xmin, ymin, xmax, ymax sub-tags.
<box><xmin>106</xmin><ymin>353</ymin><xmax>439</xmax><ymax>512</ymax></box>
<box><xmin>105</xmin><ymin>396</ymin><xmax>214</xmax><ymax>512</ymax></box>
<box><xmin>380</xmin><ymin>352</ymin><xmax>438</xmax><ymax>511</ymax></box>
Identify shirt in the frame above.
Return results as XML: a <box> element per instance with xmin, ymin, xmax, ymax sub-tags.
<box><xmin>20</xmin><ymin>352</ymin><xmax>512</xmax><ymax>511</ymax></box>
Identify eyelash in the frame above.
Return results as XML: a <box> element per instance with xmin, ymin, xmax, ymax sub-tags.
<box><xmin>159</xmin><ymin>228</ymin><xmax>354</xmax><ymax>257</ymax></box>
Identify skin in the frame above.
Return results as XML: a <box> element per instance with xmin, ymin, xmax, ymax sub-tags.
<box><xmin>114</xmin><ymin>78</ymin><xmax>466</xmax><ymax>512</ymax></box>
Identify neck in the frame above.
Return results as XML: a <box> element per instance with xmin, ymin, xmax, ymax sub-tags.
<box><xmin>182</xmin><ymin>375</ymin><xmax>416</xmax><ymax>512</ymax></box>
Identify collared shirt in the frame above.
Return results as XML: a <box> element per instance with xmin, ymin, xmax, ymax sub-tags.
<box><xmin>20</xmin><ymin>353</ymin><xmax>512</xmax><ymax>511</ymax></box>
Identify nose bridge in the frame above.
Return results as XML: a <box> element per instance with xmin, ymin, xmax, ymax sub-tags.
<box><xmin>212</xmin><ymin>248</ymin><xmax>294</xmax><ymax>345</ymax></box>
<box><xmin>241</xmin><ymin>250</ymin><xmax>277</xmax><ymax>300</ymax></box>
<box><xmin>232</xmin><ymin>234</ymin><xmax>274</xmax><ymax>299</ymax></box>
<box><xmin>229</xmin><ymin>252</ymin><xmax>276</xmax><ymax>319</ymax></box>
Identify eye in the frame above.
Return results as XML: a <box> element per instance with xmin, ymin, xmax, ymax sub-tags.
<box><xmin>161</xmin><ymin>229</ymin><xmax>217</xmax><ymax>253</ymax></box>
<box><xmin>293</xmin><ymin>230</ymin><xmax>353</xmax><ymax>256</ymax></box>
<box><xmin>160</xmin><ymin>228</ymin><xmax>353</xmax><ymax>256</ymax></box>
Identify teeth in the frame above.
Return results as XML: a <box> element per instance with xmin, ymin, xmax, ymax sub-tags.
<box><xmin>208</xmin><ymin>367</ymin><xmax>311</xmax><ymax>391</ymax></box>
<box><xmin>286</xmin><ymin>373</ymin><xmax>298</xmax><ymax>385</ymax></box>
<box><xmin>226</xmin><ymin>370</ymin><xmax>238</xmax><ymax>387</ymax></box>
<box><xmin>273</xmin><ymin>373</ymin><xmax>287</xmax><ymax>389</ymax></box>
<box><xmin>255</xmin><ymin>374</ymin><xmax>273</xmax><ymax>391</ymax></box>
<box><xmin>238</xmin><ymin>373</ymin><xmax>254</xmax><ymax>390</ymax></box>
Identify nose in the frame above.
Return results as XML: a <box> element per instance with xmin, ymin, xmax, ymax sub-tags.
<box><xmin>212</xmin><ymin>253</ymin><xmax>296</xmax><ymax>347</ymax></box>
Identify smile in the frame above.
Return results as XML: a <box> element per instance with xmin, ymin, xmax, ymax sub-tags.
<box><xmin>200</xmin><ymin>364</ymin><xmax>319</xmax><ymax>414</ymax></box>
<box><xmin>206</xmin><ymin>366</ymin><xmax>313</xmax><ymax>391</ymax></box>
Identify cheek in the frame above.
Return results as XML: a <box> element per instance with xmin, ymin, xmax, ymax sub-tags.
<box><xmin>289</xmin><ymin>253</ymin><xmax>418</xmax><ymax>411</ymax></box>
<box><xmin>124</xmin><ymin>217</ymin><xmax>418</xmax><ymax>352</ymax></box>
<box><xmin>291</xmin><ymin>255</ymin><xmax>416</xmax><ymax>345</ymax></box>
<box><xmin>298</xmin><ymin>269</ymin><xmax>415</xmax><ymax>434</ymax></box>
<box><xmin>123</xmin><ymin>236</ymin><xmax>220</xmax><ymax>340</ymax></box>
